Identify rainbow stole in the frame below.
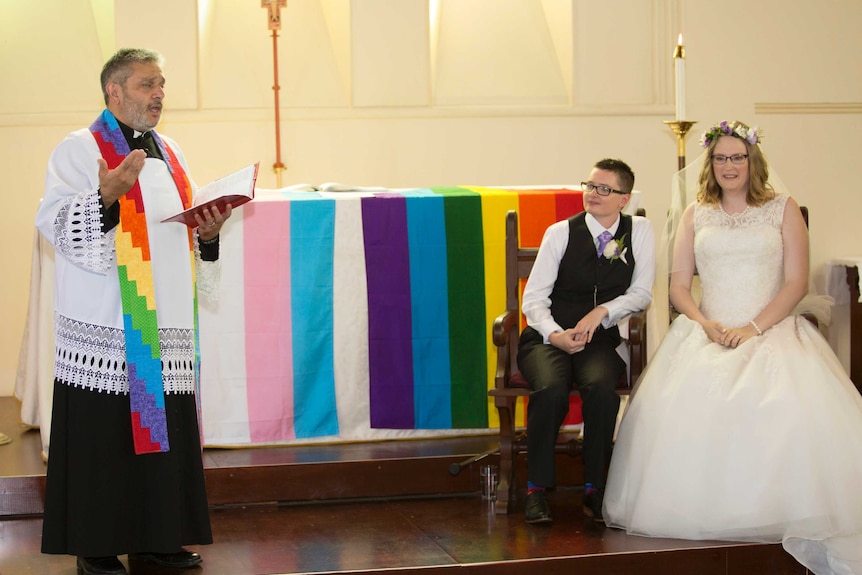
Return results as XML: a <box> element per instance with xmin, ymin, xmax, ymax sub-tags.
<box><xmin>90</xmin><ymin>109</ymin><xmax>197</xmax><ymax>455</ymax></box>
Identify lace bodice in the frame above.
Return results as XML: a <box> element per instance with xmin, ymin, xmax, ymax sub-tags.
<box><xmin>694</xmin><ymin>194</ymin><xmax>788</xmax><ymax>328</ymax></box>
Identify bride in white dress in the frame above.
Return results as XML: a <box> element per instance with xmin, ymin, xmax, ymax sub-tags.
<box><xmin>603</xmin><ymin>121</ymin><xmax>862</xmax><ymax>575</ymax></box>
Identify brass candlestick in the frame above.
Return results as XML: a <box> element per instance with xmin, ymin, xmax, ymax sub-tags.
<box><xmin>663</xmin><ymin>120</ymin><xmax>697</xmax><ymax>170</ymax></box>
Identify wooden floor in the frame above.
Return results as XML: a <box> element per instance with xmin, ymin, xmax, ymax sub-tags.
<box><xmin>0</xmin><ymin>397</ymin><xmax>806</xmax><ymax>575</ymax></box>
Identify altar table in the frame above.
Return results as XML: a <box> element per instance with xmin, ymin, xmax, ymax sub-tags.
<box><xmin>16</xmin><ymin>185</ymin><xmax>642</xmax><ymax>452</ymax></box>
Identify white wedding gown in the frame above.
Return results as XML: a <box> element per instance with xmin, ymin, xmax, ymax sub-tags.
<box><xmin>604</xmin><ymin>194</ymin><xmax>862</xmax><ymax>575</ymax></box>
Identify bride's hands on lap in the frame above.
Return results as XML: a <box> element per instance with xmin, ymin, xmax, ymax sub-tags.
<box><xmin>711</xmin><ymin>323</ymin><xmax>757</xmax><ymax>348</ymax></box>
<box><xmin>699</xmin><ymin>319</ymin><xmax>728</xmax><ymax>345</ymax></box>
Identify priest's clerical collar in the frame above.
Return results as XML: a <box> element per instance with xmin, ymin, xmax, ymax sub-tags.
<box><xmin>117</xmin><ymin>120</ymin><xmax>148</xmax><ymax>144</ymax></box>
<box><xmin>116</xmin><ymin>120</ymin><xmax>162</xmax><ymax>160</ymax></box>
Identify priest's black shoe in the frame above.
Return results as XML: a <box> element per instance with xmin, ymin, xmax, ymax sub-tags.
<box><xmin>129</xmin><ymin>549</ymin><xmax>202</xmax><ymax>568</ymax></box>
<box><xmin>582</xmin><ymin>488</ymin><xmax>605</xmax><ymax>524</ymax></box>
<box><xmin>524</xmin><ymin>489</ymin><xmax>553</xmax><ymax>524</ymax></box>
<box><xmin>76</xmin><ymin>556</ymin><xmax>127</xmax><ymax>575</ymax></box>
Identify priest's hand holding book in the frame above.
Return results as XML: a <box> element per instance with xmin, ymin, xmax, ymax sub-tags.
<box><xmin>162</xmin><ymin>162</ymin><xmax>259</xmax><ymax>232</ymax></box>
<box><xmin>98</xmin><ymin>156</ymin><xmax>257</xmax><ymax>240</ymax></box>
<box><xmin>195</xmin><ymin>204</ymin><xmax>232</xmax><ymax>241</ymax></box>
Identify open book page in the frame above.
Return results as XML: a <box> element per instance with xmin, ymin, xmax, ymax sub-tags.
<box><xmin>162</xmin><ymin>162</ymin><xmax>260</xmax><ymax>227</ymax></box>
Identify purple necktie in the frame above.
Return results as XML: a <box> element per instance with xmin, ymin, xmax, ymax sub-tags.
<box><xmin>597</xmin><ymin>230</ymin><xmax>613</xmax><ymax>258</ymax></box>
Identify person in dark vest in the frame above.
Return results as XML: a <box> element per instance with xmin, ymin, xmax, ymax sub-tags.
<box><xmin>517</xmin><ymin>158</ymin><xmax>655</xmax><ymax>525</ymax></box>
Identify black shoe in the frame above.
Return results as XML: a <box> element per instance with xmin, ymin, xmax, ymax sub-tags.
<box><xmin>582</xmin><ymin>489</ymin><xmax>605</xmax><ymax>524</ymax></box>
<box><xmin>524</xmin><ymin>489</ymin><xmax>553</xmax><ymax>525</ymax></box>
<box><xmin>77</xmin><ymin>556</ymin><xmax>127</xmax><ymax>575</ymax></box>
<box><xmin>129</xmin><ymin>549</ymin><xmax>202</xmax><ymax>568</ymax></box>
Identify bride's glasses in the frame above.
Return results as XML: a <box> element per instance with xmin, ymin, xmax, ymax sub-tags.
<box><xmin>712</xmin><ymin>154</ymin><xmax>749</xmax><ymax>165</ymax></box>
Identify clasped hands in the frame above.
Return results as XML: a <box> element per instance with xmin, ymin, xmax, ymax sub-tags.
<box><xmin>98</xmin><ymin>150</ymin><xmax>232</xmax><ymax>241</ymax></box>
<box><xmin>549</xmin><ymin>307</ymin><xmax>608</xmax><ymax>355</ymax></box>
<box><xmin>701</xmin><ymin>320</ymin><xmax>758</xmax><ymax>348</ymax></box>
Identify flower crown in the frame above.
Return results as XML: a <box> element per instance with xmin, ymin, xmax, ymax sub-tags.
<box><xmin>699</xmin><ymin>121</ymin><xmax>763</xmax><ymax>149</ymax></box>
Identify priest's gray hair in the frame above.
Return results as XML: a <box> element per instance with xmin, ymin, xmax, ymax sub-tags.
<box><xmin>100</xmin><ymin>48</ymin><xmax>164</xmax><ymax>105</ymax></box>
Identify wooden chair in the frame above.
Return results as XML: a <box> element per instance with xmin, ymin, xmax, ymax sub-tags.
<box><xmin>489</xmin><ymin>209</ymin><xmax>647</xmax><ymax>514</ymax></box>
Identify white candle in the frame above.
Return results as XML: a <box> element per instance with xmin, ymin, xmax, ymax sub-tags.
<box><xmin>674</xmin><ymin>33</ymin><xmax>686</xmax><ymax>120</ymax></box>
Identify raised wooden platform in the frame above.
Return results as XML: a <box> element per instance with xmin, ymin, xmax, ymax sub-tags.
<box><xmin>0</xmin><ymin>396</ymin><xmax>513</xmax><ymax>516</ymax></box>
<box><xmin>0</xmin><ymin>397</ymin><xmax>806</xmax><ymax>574</ymax></box>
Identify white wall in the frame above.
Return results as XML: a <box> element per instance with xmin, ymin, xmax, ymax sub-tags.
<box><xmin>2</xmin><ymin>0</ymin><xmax>861</xmax><ymax>395</ymax></box>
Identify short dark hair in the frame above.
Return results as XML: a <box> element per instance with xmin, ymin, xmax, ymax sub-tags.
<box><xmin>593</xmin><ymin>158</ymin><xmax>635</xmax><ymax>194</ymax></box>
<box><xmin>100</xmin><ymin>48</ymin><xmax>163</xmax><ymax>105</ymax></box>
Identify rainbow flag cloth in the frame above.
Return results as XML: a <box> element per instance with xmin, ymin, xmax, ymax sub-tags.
<box><xmin>198</xmin><ymin>186</ymin><xmax>590</xmax><ymax>446</ymax></box>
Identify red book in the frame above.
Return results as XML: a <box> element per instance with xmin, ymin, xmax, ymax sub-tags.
<box><xmin>162</xmin><ymin>162</ymin><xmax>259</xmax><ymax>227</ymax></box>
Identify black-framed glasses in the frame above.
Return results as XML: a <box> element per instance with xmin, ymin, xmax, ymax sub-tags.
<box><xmin>712</xmin><ymin>154</ymin><xmax>749</xmax><ymax>165</ymax></box>
<box><xmin>581</xmin><ymin>181</ymin><xmax>626</xmax><ymax>196</ymax></box>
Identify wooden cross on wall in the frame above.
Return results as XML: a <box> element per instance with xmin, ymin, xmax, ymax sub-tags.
<box><xmin>262</xmin><ymin>0</ymin><xmax>287</xmax><ymax>30</ymax></box>
<box><xmin>261</xmin><ymin>0</ymin><xmax>288</xmax><ymax>185</ymax></box>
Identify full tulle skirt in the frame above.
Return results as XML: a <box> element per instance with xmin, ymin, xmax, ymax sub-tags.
<box><xmin>603</xmin><ymin>315</ymin><xmax>862</xmax><ymax>575</ymax></box>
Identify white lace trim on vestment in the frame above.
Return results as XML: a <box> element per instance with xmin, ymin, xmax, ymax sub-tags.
<box><xmin>54</xmin><ymin>314</ymin><xmax>197</xmax><ymax>395</ymax></box>
<box><xmin>53</xmin><ymin>189</ymin><xmax>115</xmax><ymax>274</ymax></box>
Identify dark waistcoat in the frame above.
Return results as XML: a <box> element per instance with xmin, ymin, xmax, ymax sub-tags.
<box><xmin>549</xmin><ymin>213</ymin><xmax>635</xmax><ymax>346</ymax></box>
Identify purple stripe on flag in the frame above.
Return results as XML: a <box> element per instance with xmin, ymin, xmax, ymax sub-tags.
<box><xmin>362</xmin><ymin>195</ymin><xmax>415</xmax><ymax>428</ymax></box>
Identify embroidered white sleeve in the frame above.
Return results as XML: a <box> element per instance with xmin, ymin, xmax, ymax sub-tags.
<box><xmin>194</xmin><ymin>239</ymin><xmax>221</xmax><ymax>303</ymax></box>
<box><xmin>53</xmin><ymin>189</ymin><xmax>115</xmax><ymax>274</ymax></box>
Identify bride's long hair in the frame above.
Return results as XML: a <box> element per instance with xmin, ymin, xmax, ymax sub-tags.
<box><xmin>696</xmin><ymin>120</ymin><xmax>774</xmax><ymax>206</ymax></box>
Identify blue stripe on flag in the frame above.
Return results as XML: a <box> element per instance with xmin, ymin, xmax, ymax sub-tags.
<box><xmin>290</xmin><ymin>198</ymin><xmax>339</xmax><ymax>438</ymax></box>
<box><xmin>406</xmin><ymin>192</ymin><xmax>453</xmax><ymax>428</ymax></box>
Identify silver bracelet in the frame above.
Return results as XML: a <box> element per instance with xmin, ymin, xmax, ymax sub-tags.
<box><xmin>749</xmin><ymin>319</ymin><xmax>763</xmax><ymax>336</ymax></box>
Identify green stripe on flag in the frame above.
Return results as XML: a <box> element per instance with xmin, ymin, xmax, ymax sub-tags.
<box><xmin>433</xmin><ymin>187</ymin><xmax>488</xmax><ymax>428</ymax></box>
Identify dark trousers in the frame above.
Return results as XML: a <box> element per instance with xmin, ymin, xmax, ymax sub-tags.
<box><xmin>517</xmin><ymin>327</ymin><xmax>623</xmax><ymax>491</ymax></box>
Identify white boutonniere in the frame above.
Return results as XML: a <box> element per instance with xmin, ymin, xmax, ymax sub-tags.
<box><xmin>602</xmin><ymin>234</ymin><xmax>628</xmax><ymax>264</ymax></box>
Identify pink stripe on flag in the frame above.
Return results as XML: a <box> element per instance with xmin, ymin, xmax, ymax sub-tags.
<box><xmin>243</xmin><ymin>200</ymin><xmax>296</xmax><ymax>442</ymax></box>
